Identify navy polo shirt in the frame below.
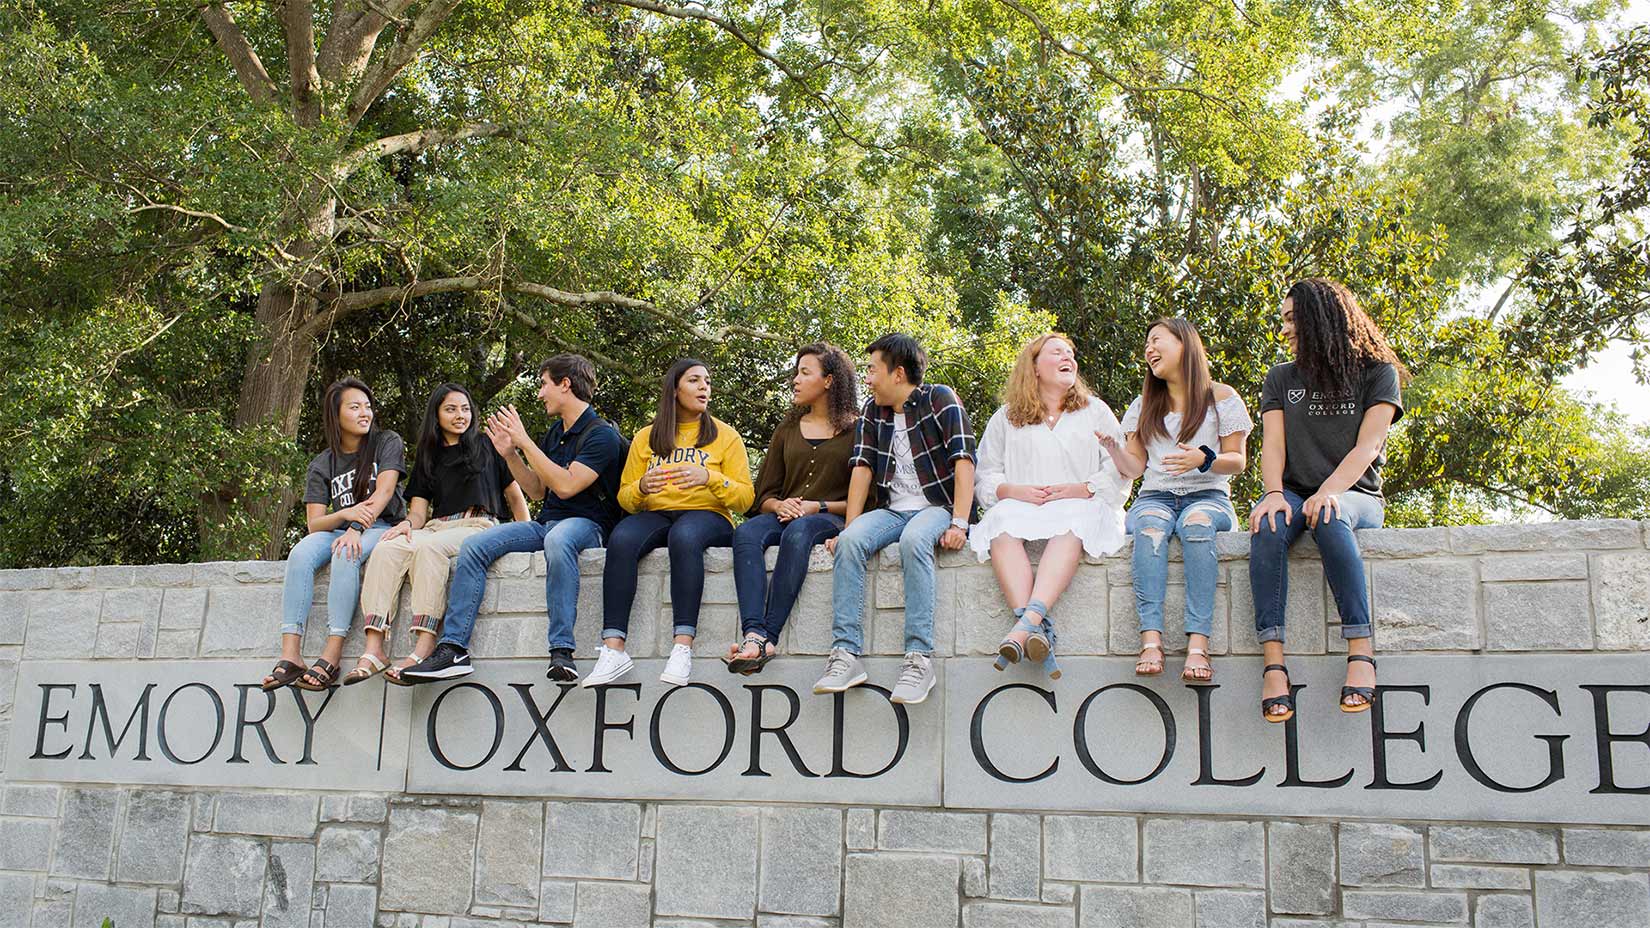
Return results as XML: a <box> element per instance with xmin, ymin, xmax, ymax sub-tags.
<box><xmin>537</xmin><ymin>406</ymin><xmax>625</xmax><ymax>535</ymax></box>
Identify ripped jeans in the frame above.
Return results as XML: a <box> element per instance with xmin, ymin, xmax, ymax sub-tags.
<box><xmin>1125</xmin><ymin>489</ymin><xmax>1236</xmax><ymax>639</ymax></box>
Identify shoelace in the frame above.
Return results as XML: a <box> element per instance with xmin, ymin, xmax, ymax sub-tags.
<box><xmin>897</xmin><ymin>656</ymin><xmax>926</xmax><ymax>687</ymax></box>
<box><xmin>826</xmin><ymin>651</ymin><xmax>853</xmax><ymax>676</ymax></box>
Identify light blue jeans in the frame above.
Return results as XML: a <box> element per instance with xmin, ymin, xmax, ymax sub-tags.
<box><xmin>280</xmin><ymin>522</ymin><xmax>392</xmax><ymax>637</ymax></box>
<box><xmin>830</xmin><ymin>506</ymin><xmax>951</xmax><ymax>655</ymax></box>
<box><xmin>440</xmin><ymin>517</ymin><xmax>606</xmax><ymax>652</ymax></box>
<box><xmin>1126</xmin><ymin>489</ymin><xmax>1236</xmax><ymax>639</ymax></box>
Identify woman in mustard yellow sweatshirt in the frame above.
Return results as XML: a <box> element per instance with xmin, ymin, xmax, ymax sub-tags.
<box><xmin>582</xmin><ymin>358</ymin><xmax>754</xmax><ymax>688</ymax></box>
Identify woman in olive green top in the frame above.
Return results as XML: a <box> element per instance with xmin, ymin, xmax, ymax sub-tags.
<box><xmin>727</xmin><ymin>343</ymin><xmax>860</xmax><ymax>673</ymax></box>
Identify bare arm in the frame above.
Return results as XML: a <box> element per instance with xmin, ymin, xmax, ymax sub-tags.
<box><xmin>505</xmin><ymin>482</ymin><xmax>531</xmax><ymax>522</ymax></box>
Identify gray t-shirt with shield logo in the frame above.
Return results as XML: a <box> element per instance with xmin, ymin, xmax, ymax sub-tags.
<box><xmin>1259</xmin><ymin>362</ymin><xmax>1404</xmax><ymax>500</ymax></box>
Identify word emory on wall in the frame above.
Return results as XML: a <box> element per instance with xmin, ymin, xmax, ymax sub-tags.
<box><xmin>9</xmin><ymin>656</ymin><xmax>1649</xmax><ymax>825</ymax></box>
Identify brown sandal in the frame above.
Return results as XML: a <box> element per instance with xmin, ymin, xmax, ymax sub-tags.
<box><xmin>261</xmin><ymin>660</ymin><xmax>308</xmax><ymax>691</ymax></box>
<box><xmin>1181</xmin><ymin>647</ymin><xmax>1214</xmax><ymax>685</ymax></box>
<box><xmin>1135</xmin><ymin>642</ymin><xmax>1164</xmax><ymax>676</ymax></box>
<box><xmin>293</xmin><ymin>659</ymin><xmax>339</xmax><ymax>691</ymax></box>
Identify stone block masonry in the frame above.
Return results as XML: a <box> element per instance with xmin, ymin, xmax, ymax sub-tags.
<box><xmin>1</xmin><ymin>519</ymin><xmax>1649</xmax><ymax>926</ymax></box>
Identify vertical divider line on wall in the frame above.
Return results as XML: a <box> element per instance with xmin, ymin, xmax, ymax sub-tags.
<box><xmin>376</xmin><ymin>682</ymin><xmax>387</xmax><ymax>772</ymax></box>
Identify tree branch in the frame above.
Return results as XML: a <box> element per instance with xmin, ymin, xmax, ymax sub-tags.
<box><xmin>333</xmin><ymin>121</ymin><xmax>506</xmax><ymax>180</ymax></box>
<box><xmin>308</xmin><ymin>275</ymin><xmax>791</xmax><ymax>344</ymax></box>
<box><xmin>198</xmin><ymin>3</ymin><xmax>279</xmax><ymax>105</ymax></box>
<box><xmin>989</xmin><ymin>0</ymin><xmax>1261</xmax><ymax>138</ymax></box>
<box><xmin>600</xmin><ymin>0</ymin><xmax>906</xmax><ymax>157</ymax></box>
<box><xmin>346</xmin><ymin>0</ymin><xmax>462</xmax><ymax>123</ymax></box>
<box><xmin>279</xmin><ymin>0</ymin><xmax>323</xmax><ymax>124</ymax></box>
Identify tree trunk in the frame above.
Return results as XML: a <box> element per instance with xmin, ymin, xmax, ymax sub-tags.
<box><xmin>200</xmin><ymin>199</ymin><xmax>335</xmax><ymax>560</ymax></box>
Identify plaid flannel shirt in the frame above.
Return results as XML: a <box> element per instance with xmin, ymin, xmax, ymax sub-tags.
<box><xmin>849</xmin><ymin>383</ymin><xmax>977</xmax><ymax>517</ymax></box>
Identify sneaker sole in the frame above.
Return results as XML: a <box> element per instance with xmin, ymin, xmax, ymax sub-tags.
<box><xmin>658</xmin><ymin>670</ymin><xmax>691</xmax><ymax>686</ymax></box>
<box><xmin>400</xmin><ymin>664</ymin><xmax>473</xmax><ymax>680</ymax></box>
<box><xmin>546</xmin><ymin>667</ymin><xmax>579</xmax><ymax>682</ymax></box>
<box><xmin>812</xmin><ymin>671</ymin><xmax>869</xmax><ymax>695</ymax></box>
<box><xmin>580</xmin><ymin>664</ymin><xmax>634</xmax><ymax>688</ymax></box>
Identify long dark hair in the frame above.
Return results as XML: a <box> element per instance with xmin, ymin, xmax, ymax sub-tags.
<box><xmin>1137</xmin><ymin>318</ymin><xmax>1215</xmax><ymax>445</ymax></box>
<box><xmin>322</xmin><ymin>377</ymin><xmax>382</xmax><ymax>506</ymax></box>
<box><xmin>786</xmin><ymin>342</ymin><xmax>859</xmax><ymax>434</ymax></box>
<box><xmin>412</xmin><ymin>383</ymin><xmax>488</xmax><ymax>492</ymax></box>
<box><xmin>649</xmin><ymin>358</ymin><xmax>719</xmax><ymax>458</ymax></box>
<box><xmin>1288</xmin><ymin>278</ymin><xmax>1411</xmax><ymax>396</ymax></box>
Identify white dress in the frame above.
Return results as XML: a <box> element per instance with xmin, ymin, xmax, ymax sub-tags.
<box><xmin>969</xmin><ymin>397</ymin><xmax>1129</xmax><ymax>560</ymax></box>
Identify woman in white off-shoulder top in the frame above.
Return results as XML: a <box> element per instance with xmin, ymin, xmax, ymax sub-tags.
<box><xmin>972</xmin><ymin>333</ymin><xmax>1128</xmax><ymax>677</ymax></box>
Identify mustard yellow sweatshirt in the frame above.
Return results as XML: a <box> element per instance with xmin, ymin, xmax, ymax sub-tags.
<box><xmin>616</xmin><ymin>417</ymin><xmax>754</xmax><ymax>523</ymax></box>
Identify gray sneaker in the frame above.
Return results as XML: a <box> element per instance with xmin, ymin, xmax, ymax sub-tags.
<box><xmin>813</xmin><ymin>648</ymin><xmax>868</xmax><ymax>694</ymax></box>
<box><xmin>889</xmin><ymin>651</ymin><xmax>936</xmax><ymax>705</ymax></box>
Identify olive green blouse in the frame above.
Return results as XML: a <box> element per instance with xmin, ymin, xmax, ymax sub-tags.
<box><xmin>748</xmin><ymin>418</ymin><xmax>856</xmax><ymax>515</ymax></box>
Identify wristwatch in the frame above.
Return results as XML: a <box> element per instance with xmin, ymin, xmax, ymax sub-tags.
<box><xmin>950</xmin><ymin>517</ymin><xmax>969</xmax><ymax>532</ymax></box>
<box><xmin>816</xmin><ymin>500</ymin><xmax>829</xmax><ymax>515</ymax></box>
<box><xmin>1197</xmin><ymin>445</ymin><xmax>1217</xmax><ymax>473</ymax></box>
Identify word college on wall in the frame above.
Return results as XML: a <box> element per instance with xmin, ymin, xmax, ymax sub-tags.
<box><xmin>11</xmin><ymin>654</ymin><xmax>1649</xmax><ymax>825</ymax></box>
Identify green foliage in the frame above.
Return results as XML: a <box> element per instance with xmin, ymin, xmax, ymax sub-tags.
<box><xmin>0</xmin><ymin>0</ymin><xmax>1646</xmax><ymax>566</ymax></box>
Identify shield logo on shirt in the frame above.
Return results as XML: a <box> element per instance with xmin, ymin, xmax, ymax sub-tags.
<box><xmin>1288</xmin><ymin>388</ymin><xmax>1305</xmax><ymax>404</ymax></box>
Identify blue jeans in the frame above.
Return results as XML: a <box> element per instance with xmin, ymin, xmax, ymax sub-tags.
<box><xmin>830</xmin><ymin>506</ymin><xmax>951</xmax><ymax>656</ymax></box>
<box><xmin>733</xmin><ymin>512</ymin><xmax>844</xmax><ymax>639</ymax></box>
<box><xmin>280</xmin><ymin>522</ymin><xmax>392</xmax><ymax>637</ymax></box>
<box><xmin>440</xmin><ymin>517</ymin><xmax>606</xmax><ymax>652</ymax></box>
<box><xmin>602</xmin><ymin>510</ymin><xmax>734</xmax><ymax>640</ymax></box>
<box><xmin>1126</xmin><ymin>490</ymin><xmax>1236</xmax><ymax>639</ymax></box>
<box><xmin>1250</xmin><ymin>489</ymin><xmax>1384</xmax><ymax>643</ymax></box>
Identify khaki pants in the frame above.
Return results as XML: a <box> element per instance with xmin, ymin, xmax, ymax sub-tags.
<box><xmin>359</xmin><ymin>516</ymin><xmax>496</xmax><ymax>633</ymax></box>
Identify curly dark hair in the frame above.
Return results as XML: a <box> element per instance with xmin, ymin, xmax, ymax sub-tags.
<box><xmin>1288</xmin><ymin>278</ymin><xmax>1411</xmax><ymax>396</ymax></box>
<box><xmin>787</xmin><ymin>342</ymin><xmax>860</xmax><ymax>434</ymax></box>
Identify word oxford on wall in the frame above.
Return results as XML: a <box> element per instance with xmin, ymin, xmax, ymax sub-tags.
<box><xmin>10</xmin><ymin>655</ymin><xmax>1649</xmax><ymax>824</ymax></box>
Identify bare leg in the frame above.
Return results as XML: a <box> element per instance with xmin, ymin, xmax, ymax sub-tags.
<box><xmin>1026</xmin><ymin>533</ymin><xmax>1083</xmax><ymax>623</ymax></box>
<box><xmin>990</xmin><ymin>535</ymin><xmax>1033</xmax><ymax>646</ymax></box>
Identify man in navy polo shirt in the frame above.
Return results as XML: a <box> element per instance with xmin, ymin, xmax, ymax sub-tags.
<box><xmin>400</xmin><ymin>354</ymin><xmax>625</xmax><ymax>683</ymax></box>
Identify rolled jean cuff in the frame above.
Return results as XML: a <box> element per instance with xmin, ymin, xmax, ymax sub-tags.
<box><xmin>1340</xmin><ymin>623</ymin><xmax>1372</xmax><ymax>640</ymax></box>
<box><xmin>279</xmin><ymin>622</ymin><xmax>305</xmax><ymax>636</ymax></box>
<box><xmin>672</xmin><ymin>624</ymin><xmax>698</xmax><ymax>638</ymax></box>
<box><xmin>1137</xmin><ymin>615</ymin><xmax>1166</xmax><ymax>634</ymax></box>
<box><xmin>600</xmin><ymin>627</ymin><xmax>628</xmax><ymax>642</ymax></box>
<box><xmin>1256</xmin><ymin>626</ymin><xmax>1286</xmax><ymax>644</ymax></box>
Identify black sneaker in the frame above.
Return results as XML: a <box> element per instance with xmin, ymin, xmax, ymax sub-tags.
<box><xmin>399</xmin><ymin>643</ymin><xmax>472</xmax><ymax>681</ymax></box>
<box><xmin>546</xmin><ymin>648</ymin><xmax>578</xmax><ymax>682</ymax></box>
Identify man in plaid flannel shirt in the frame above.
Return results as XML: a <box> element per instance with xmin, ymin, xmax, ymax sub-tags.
<box><xmin>814</xmin><ymin>333</ymin><xmax>977</xmax><ymax>705</ymax></box>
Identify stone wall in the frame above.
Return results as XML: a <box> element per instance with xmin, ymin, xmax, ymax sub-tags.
<box><xmin>2</xmin><ymin>519</ymin><xmax>1649</xmax><ymax>927</ymax></box>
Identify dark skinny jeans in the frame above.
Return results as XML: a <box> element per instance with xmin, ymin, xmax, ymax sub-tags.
<box><xmin>1249</xmin><ymin>488</ymin><xmax>1384</xmax><ymax>643</ymax></box>
<box><xmin>601</xmin><ymin>509</ymin><xmax>733</xmax><ymax>640</ymax></box>
<box><xmin>732</xmin><ymin>511</ymin><xmax>844</xmax><ymax>640</ymax></box>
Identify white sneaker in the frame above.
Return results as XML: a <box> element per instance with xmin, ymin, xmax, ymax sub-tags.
<box><xmin>889</xmin><ymin>651</ymin><xmax>936</xmax><ymax>705</ymax></box>
<box><xmin>580</xmin><ymin>645</ymin><xmax>634</xmax><ymax>687</ymax></box>
<box><xmin>660</xmin><ymin>642</ymin><xmax>694</xmax><ymax>686</ymax></box>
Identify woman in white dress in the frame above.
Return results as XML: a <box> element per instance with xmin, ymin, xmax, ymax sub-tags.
<box><xmin>972</xmin><ymin>333</ymin><xmax>1128</xmax><ymax>677</ymax></box>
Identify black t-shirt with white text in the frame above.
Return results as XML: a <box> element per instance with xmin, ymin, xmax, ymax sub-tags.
<box><xmin>1259</xmin><ymin>361</ymin><xmax>1404</xmax><ymax>499</ymax></box>
<box><xmin>302</xmin><ymin>431</ymin><xmax>409</xmax><ymax>524</ymax></box>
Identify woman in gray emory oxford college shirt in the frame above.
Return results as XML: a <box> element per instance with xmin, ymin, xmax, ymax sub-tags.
<box><xmin>1249</xmin><ymin>278</ymin><xmax>1408</xmax><ymax>723</ymax></box>
<box><xmin>261</xmin><ymin>378</ymin><xmax>407</xmax><ymax>692</ymax></box>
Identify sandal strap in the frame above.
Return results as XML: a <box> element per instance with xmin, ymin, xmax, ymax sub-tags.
<box><xmin>1346</xmin><ymin>654</ymin><xmax>1377</xmax><ymax>667</ymax></box>
<box><xmin>1341</xmin><ymin>686</ymin><xmax>1376</xmax><ymax>699</ymax></box>
<box><xmin>1187</xmin><ymin>648</ymin><xmax>1208</xmax><ymax>656</ymax></box>
<box><xmin>1263</xmin><ymin>663</ymin><xmax>1289</xmax><ymax>674</ymax></box>
<box><xmin>1139</xmin><ymin>642</ymin><xmax>1163</xmax><ymax>653</ymax></box>
<box><xmin>1262</xmin><ymin>694</ymin><xmax>1294</xmax><ymax>710</ymax></box>
<box><xmin>1014</xmin><ymin>618</ymin><xmax>1047</xmax><ymax>636</ymax></box>
<box><xmin>357</xmin><ymin>654</ymin><xmax>388</xmax><ymax>671</ymax></box>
